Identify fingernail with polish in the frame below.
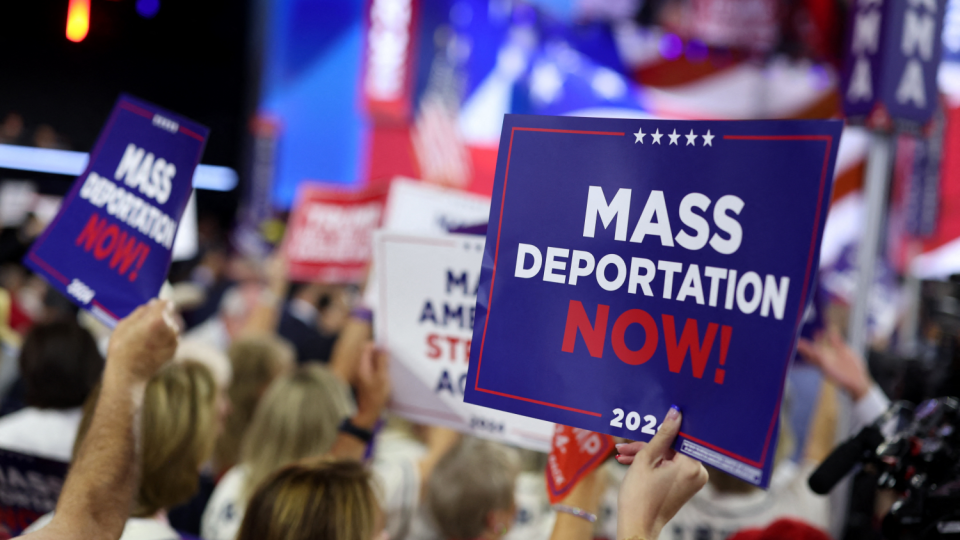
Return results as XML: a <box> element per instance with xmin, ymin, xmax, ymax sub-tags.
<box><xmin>615</xmin><ymin>443</ymin><xmax>625</xmax><ymax>451</ymax></box>
<box><xmin>666</xmin><ymin>404</ymin><xmax>680</xmax><ymax>421</ymax></box>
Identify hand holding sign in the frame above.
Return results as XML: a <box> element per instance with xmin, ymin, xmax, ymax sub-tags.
<box><xmin>616</xmin><ymin>407</ymin><xmax>708</xmax><ymax>540</ymax></box>
<box><xmin>25</xmin><ymin>95</ymin><xmax>208</xmax><ymax>326</ymax></box>
<box><xmin>465</xmin><ymin>115</ymin><xmax>841</xmax><ymax>487</ymax></box>
<box><xmin>106</xmin><ymin>299</ymin><xmax>179</xmax><ymax>385</ymax></box>
<box><xmin>353</xmin><ymin>343</ymin><xmax>392</xmax><ymax>429</ymax></box>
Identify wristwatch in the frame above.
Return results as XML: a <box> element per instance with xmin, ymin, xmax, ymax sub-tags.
<box><xmin>338</xmin><ymin>418</ymin><xmax>375</xmax><ymax>444</ymax></box>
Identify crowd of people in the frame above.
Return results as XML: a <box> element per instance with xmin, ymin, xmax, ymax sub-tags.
<box><xmin>0</xmin><ymin>242</ymin><xmax>905</xmax><ymax>540</ymax></box>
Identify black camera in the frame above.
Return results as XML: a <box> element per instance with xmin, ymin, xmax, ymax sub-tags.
<box><xmin>809</xmin><ymin>397</ymin><xmax>960</xmax><ymax>539</ymax></box>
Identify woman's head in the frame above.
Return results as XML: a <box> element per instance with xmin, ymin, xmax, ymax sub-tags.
<box><xmin>213</xmin><ymin>335</ymin><xmax>294</xmax><ymax>472</ymax></box>
<box><xmin>175</xmin><ymin>339</ymin><xmax>234</xmax><ymax>444</ymax></box>
<box><xmin>427</xmin><ymin>438</ymin><xmax>519</xmax><ymax>540</ymax></box>
<box><xmin>236</xmin><ymin>460</ymin><xmax>381</xmax><ymax>540</ymax></box>
<box><xmin>75</xmin><ymin>361</ymin><xmax>218</xmax><ymax>517</ymax></box>
<box><xmin>240</xmin><ymin>364</ymin><xmax>354</xmax><ymax>497</ymax></box>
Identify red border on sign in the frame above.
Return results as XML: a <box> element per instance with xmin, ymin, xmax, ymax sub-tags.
<box><xmin>92</xmin><ymin>300</ymin><xmax>119</xmax><ymax>321</ymax></box>
<box><xmin>473</xmin><ymin>126</ymin><xmax>833</xmax><ymax>470</ymax></box>
<box><xmin>120</xmin><ymin>102</ymin><xmax>153</xmax><ymax>119</ymax></box>
<box><xmin>27</xmin><ymin>253</ymin><xmax>68</xmax><ymax>285</ymax></box>
<box><xmin>27</xmin><ymin>100</ymin><xmax>207</xmax><ymax>326</ymax></box>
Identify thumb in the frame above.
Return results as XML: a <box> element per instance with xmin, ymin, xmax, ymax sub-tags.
<box><xmin>643</xmin><ymin>405</ymin><xmax>681</xmax><ymax>464</ymax></box>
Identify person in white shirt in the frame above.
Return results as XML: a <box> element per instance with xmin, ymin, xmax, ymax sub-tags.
<box><xmin>201</xmin><ymin>363</ymin><xmax>356</xmax><ymax>540</ymax></box>
<box><xmin>202</xmin><ymin>342</ymin><xmax>392</xmax><ymax>540</ymax></box>
<box><xmin>0</xmin><ymin>320</ymin><xmax>103</xmax><ymax>462</ymax></box>
<box><xmin>27</xmin><ymin>359</ymin><xmax>219</xmax><ymax>540</ymax></box>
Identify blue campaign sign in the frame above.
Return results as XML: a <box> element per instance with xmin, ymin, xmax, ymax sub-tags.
<box><xmin>841</xmin><ymin>0</ymin><xmax>945</xmax><ymax>127</ymax></box>
<box><xmin>0</xmin><ymin>448</ymin><xmax>68</xmax><ymax>536</ymax></box>
<box><xmin>464</xmin><ymin>115</ymin><xmax>841</xmax><ymax>487</ymax></box>
<box><xmin>25</xmin><ymin>95</ymin><xmax>208</xmax><ymax>326</ymax></box>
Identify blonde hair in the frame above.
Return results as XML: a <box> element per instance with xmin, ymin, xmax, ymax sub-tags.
<box><xmin>75</xmin><ymin>361</ymin><xmax>218</xmax><ymax>517</ymax></box>
<box><xmin>427</xmin><ymin>438</ymin><xmax>519</xmax><ymax>539</ymax></box>
<box><xmin>236</xmin><ymin>460</ymin><xmax>377</xmax><ymax>540</ymax></box>
<box><xmin>213</xmin><ymin>336</ymin><xmax>295</xmax><ymax>472</ymax></box>
<box><xmin>240</xmin><ymin>364</ymin><xmax>354</xmax><ymax>498</ymax></box>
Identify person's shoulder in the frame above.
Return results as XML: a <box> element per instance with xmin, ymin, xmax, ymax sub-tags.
<box><xmin>0</xmin><ymin>407</ymin><xmax>81</xmax><ymax>461</ymax></box>
<box><xmin>0</xmin><ymin>406</ymin><xmax>47</xmax><ymax>426</ymax></box>
<box><xmin>118</xmin><ymin>517</ymin><xmax>180</xmax><ymax>540</ymax></box>
<box><xmin>0</xmin><ymin>408</ymin><xmax>29</xmax><ymax>434</ymax></box>
<box><xmin>278</xmin><ymin>304</ymin><xmax>309</xmax><ymax>329</ymax></box>
<box><xmin>201</xmin><ymin>465</ymin><xmax>248</xmax><ymax>540</ymax></box>
<box><xmin>222</xmin><ymin>464</ymin><xmax>248</xmax><ymax>484</ymax></box>
<box><xmin>21</xmin><ymin>510</ymin><xmax>54</xmax><ymax>534</ymax></box>
<box><xmin>209</xmin><ymin>465</ymin><xmax>248</xmax><ymax>503</ymax></box>
<box><xmin>372</xmin><ymin>428</ymin><xmax>427</xmax><ymax>461</ymax></box>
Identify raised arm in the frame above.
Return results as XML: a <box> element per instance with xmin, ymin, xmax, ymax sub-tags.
<box><xmin>241</xmin><ymin>254</ymin><xmax>289</xmax><ymax>336</ymax></box>
<box><xmin>797</xmin><ymin>327</ymin><xmax>891</xmax><ymax>431</ymax></box>
<box><xmin>548</xmin><ymin>465</ymin><xmax>607</xmax><ymax>540</ymax></box>
<box><xmin>328</xmin><ymin>343</ymin><xmax>391</xmax><ymax>460</ymax></box>
<box><xmin>328</xmin><ymin>316</ymin><xmax>373</xmax><ymax>385</ymax></box>
<box><xmin>22</xmin><ymin>300</ymin><xmax>179</xmax><ymax>540</ymax></box>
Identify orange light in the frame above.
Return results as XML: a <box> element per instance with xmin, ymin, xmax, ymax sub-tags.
<box><xmin>66</xmin><ymin>0</ymin><xmax>90</xmax><ymax>42</ymax></box>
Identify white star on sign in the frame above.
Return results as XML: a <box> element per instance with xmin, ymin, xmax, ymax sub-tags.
<box><xmin>634</xmin><ymin>128</ymin><xmax>646</xmax><ymax>144</ymax></box>
<box><xmin>651</xmin><ymin>129</ymin><xmax>663</xmax><ymax>144</ymax></box>
<box><xmin>702</xmin><ymin>130</ymin><xmax>715</xmax><ymax>146</ymax></box>
<box><xmin>668</xmin><ymin>129</ymin><xmax>680</xmax><ymax>145</ymax></box>
<box><xmin>685</xmin><ymin>129</ymin><xmax>698</xmax><ymax>146</ymax></box>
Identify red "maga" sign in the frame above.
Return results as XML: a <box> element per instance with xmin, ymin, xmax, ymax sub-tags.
<box><xmin>284</xmin><ymin>183</ymin><xmax>387</xmax><ymax>283</ymax></box>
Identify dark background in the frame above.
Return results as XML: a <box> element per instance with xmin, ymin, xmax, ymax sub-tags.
<box><xmin>0</xmin><ymin>0</ymin><xmax>252</xmax><ymax>226</ymax></box>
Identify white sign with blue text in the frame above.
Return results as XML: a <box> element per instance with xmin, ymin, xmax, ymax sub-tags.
<box><xmin>374</xmin><ymin>231</ymin><xmax>554</xmax><ymax>452</ymax></box>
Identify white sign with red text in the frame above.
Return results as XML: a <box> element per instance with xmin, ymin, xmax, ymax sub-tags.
<box><xmin>284</xmin><ymin>183</ymin><xmax>387</xmax><ymax>283</ymax></box>
<box><xmin>374</xmin><ymin>231</ymin><xmax>553</xmax><ymax>452</ymax></box>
